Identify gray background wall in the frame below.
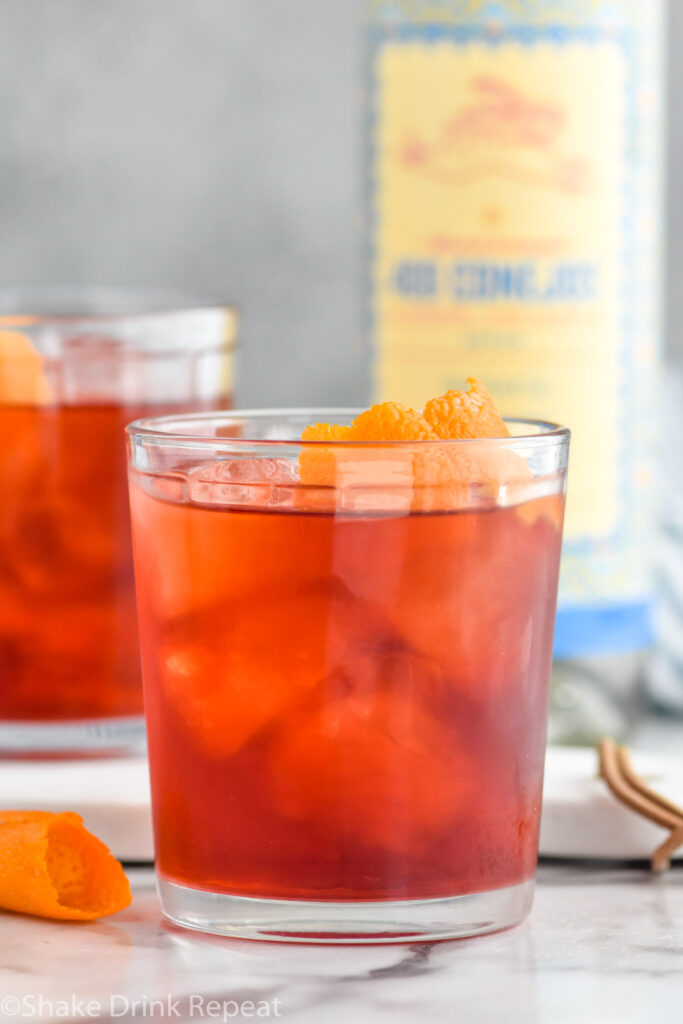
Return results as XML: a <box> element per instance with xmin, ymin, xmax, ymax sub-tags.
<box><xmin>0</xmin><ymin>0</ymin><xmax>677</xmax><ymax>405</ymax></box>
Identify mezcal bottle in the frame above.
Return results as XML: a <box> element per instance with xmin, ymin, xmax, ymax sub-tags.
<box><xmin>364</xmin><ymin>0</ymin><xmax>665</xmax><ymax>741</ymax></box>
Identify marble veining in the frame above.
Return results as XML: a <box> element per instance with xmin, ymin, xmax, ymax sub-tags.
<box><xmin>0</xmin><ymin>865</ymin><xmax>682</xmax><ymax>1023</ymax></box>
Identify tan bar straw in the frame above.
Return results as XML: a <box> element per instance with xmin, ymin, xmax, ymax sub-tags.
<box><xmin>598</xmin><ymin>738</ymin><xmax>683</xmax><ymax>873</ymax></box>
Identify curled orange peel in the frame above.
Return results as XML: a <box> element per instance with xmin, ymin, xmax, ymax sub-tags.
<box><xmin>423</xmin><ymin>378</ymin><xmax>509</xmax><ymax>440</ymax></box>
<box><xmin>0</xmin><ymin>810</ymin><xmax>132</xmax><ymax>921</ymax></box>
<box><xmin>0</xmin><ymin>331</ymin><xmax>52</xmax><ymax>405</ymax></box>
<box><xmin>298</xmin><ymin>380</ymin><xmax>526</xmax><ymax>509</ymax></box>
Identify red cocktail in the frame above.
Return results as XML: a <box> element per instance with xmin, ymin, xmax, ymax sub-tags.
<box><xmin>128</xmin><ymin>408</ymin><xmax>568</xmax><ymax>942</ymax></box>
<box><xmin>0</xmin><ymin>305</ymin><xmax>234</xmax><ymax>754</ymax></box>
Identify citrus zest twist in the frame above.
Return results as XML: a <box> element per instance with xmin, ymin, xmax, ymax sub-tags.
<box><xmin>301</xmin><ymin>379</ymin><xmax>507</xmax><ymax>444</ymax></box>
<box><xmin>423</xmin><ymin>378</ymin><xmax>510</xmax><ymax>440</ymax></box>
<box><xmin>298</xmin><ymin>379</ymin><xmax>519</xmax><ymax>508</ymax></box>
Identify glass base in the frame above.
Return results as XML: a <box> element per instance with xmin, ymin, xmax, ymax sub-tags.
<box><xmin>158</xmin><ymin>876</ymin><xmax>535</xmax><ymax>944</ymax></box>
<box><xmin>0</xmin><ymin>716</ymin><xmax>146</xmax><ymax>758</ymax></box>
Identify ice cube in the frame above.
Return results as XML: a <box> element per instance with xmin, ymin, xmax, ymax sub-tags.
<box><xmin>270</xmin><ymin>688</ymin><xmax>472</xmax><ymax>853</ymax></box>
<box><xmin>60</xmin><ymin>334</ymin><xmax>125</xmax><ymax>403</ymax></box>
<box><xmin>160</xmin><ymin>578</ymin><xmax>395</xmax><ymax>757</ymax></box>
<box><xmin>130</xmin><ymin>478</ymin><xmax>352</xmax><ymax>621</ymax></box>
<box><xmin>4</xmin><ymin>485</ymin><xmax>113</xmax><ymax>600</ymax></box>
<box><xmin>385</xmin><ymin>506</ymin><xmax>558</xmax><ymax>701</ymax></box>
<box><xmin>188</xmin><ymin>457</ymin><xmax>299</xmax><ymax>509</ymax></box>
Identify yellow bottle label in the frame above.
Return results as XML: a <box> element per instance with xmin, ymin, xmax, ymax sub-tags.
<box><xmin>374</xmin><ymin>40</ymin><xmax>627</xmax><ymax>540</ymax></box>
<box><xmin>368</xmin><ymin>9</ymin><xmax>662</xmax><ymax>654</ymax></box>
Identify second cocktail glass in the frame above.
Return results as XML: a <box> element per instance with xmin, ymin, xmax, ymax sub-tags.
<box><xmin>0</xmin><ymin>300</ymin><xmax>235</xmax><ymax>755</ymax></box>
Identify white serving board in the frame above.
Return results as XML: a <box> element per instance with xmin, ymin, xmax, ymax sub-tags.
<box><xmin>0</xmin><ymin>756</ymin><xmax>153</xmax><ymax>861</ymax></box>
<box><xmin>540</xmin><ymin>745</ymin><xmax>683</xmax><ymax>861</ymax></box>
<box><xmin>0</xmin><ymin>746</ymin><xmax>681</xmax><ymax>863</ymax></box>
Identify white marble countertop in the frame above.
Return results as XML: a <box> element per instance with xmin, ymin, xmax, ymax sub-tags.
<box><xmin>0</xmin><ymin>863</ymin><xmax>681</xmax><ymax>1024</ymax></box>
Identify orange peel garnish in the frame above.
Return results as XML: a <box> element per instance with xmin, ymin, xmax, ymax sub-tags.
<box><xmin>347</xmin><ymin>403</ymin><xmax>437</xmax><ymax>442</ymax></box>
<box><xmin>424</xmin><ymin>378</ymin><xmax>509</xmax><ymax>440</ymax></box>
<box><xmin>298</xmin><ymin>380</ymin><xmax>527</xmax><ymax>510</ymax></box>
<box><xmin>0</xmin><ymin>331</ymin><xmax>52</xmax><ymax>405</ymax></box>
<box><xmin>0</xmin><ymin>810</ymin><xmax>131</xmax><ymax>921</ymax></box>
<box><xmin>301</xmin><ymin>423</ymin><xmax>352</xmax><ymax>442</ymax></box>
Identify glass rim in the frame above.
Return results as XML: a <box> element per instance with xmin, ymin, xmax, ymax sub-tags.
<box><xmin>0</xmin><ymin>286</ymin><xmax>236</xmax><ymax>325</ymax></box>
<box><xmin>126</xmin><ymin>408</ymin><xmax>570</xmax><ymax>448</ymax></box>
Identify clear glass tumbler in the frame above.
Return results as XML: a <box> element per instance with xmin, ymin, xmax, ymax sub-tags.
<box><xmin>0</xmin><ymin>294</ymin><xmax>236</xmax><ymax>756</ymax></box>
<box><xmin>128</xmin><ymin>410</ymin><xmax>569</xmax><ymax>943</ymax></box>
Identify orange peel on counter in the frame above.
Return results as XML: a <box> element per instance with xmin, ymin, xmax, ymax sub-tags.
<box><xmin>0</xmin><ymin>810</ymin><xmax>131</xmax><ymax>921</ymax></box>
